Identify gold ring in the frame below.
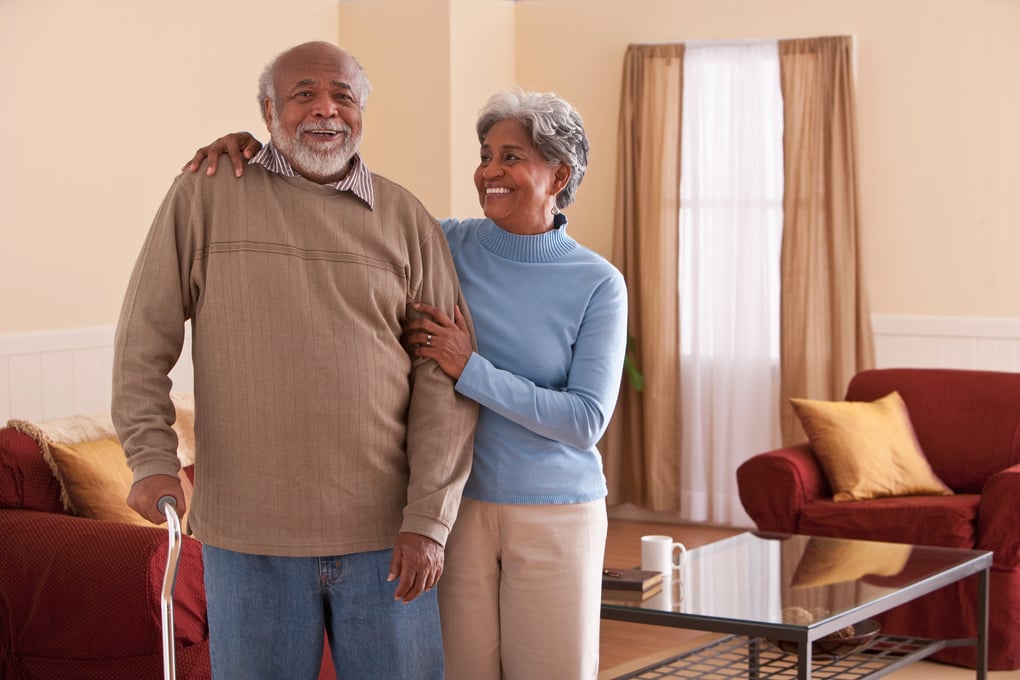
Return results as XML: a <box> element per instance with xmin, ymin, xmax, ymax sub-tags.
<box><xmin>426</xmin><ymin>334</ymin><xmax>432</xmax><ymax>347</ymax></box>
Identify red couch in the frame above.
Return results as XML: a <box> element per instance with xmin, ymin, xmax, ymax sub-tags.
<box><xmin>737</xmin><ymin>368</ymin><xmax>1020</xmax><ymax>670</ymax></box>
<box><xmin>0</xmin><ymin>421</ymin><xmax>337</xmax><ymax>680</ymax></box>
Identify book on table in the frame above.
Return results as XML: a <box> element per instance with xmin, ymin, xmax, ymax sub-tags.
<box><xmin>602</xmin><ymin>583</ymin><xmax>664</xmax><ymax>602</ymax></box>
<box><xmin>601</xmin><ymin>567</ymin><xmax>663</xmax><ymax>592</ymax></box>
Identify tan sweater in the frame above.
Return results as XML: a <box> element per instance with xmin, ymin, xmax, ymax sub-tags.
<box><xmin>113</xmin><ymin>162</ymin><xmax>477</xmax><ymax>556</ymax></box>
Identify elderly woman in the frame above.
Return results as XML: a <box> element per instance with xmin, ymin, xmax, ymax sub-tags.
<box><xmin>185</xmin><ymin>88</ymin><xmax>628</xmax><ymax>680</ymax></box>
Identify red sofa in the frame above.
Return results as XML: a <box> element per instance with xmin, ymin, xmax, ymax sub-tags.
<box><xmin>0</xmin><ymin>420</ymin><xmax>337</xmax><ymax>680</ymax></box>
<box><xmin>737</xmin><ymin>368</ymin><xmax>1020</xmax><ymax>670</ymax></box>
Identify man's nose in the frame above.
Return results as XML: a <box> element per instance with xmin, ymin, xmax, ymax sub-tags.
<box><xmin>311</xmin><ymin>93</ymin><xmax>339</xmax><ymax>117</ymax></box>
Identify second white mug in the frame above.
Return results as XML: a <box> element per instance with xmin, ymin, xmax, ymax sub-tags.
<box><xmin>641</xmin><ymin>534</ymin><xmax>687</xmax><ymax>576</ymax></box>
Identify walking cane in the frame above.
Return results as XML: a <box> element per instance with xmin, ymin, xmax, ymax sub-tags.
<box><xmin>158</xmin><ymin>495</ymin><xmax>183</xmax><ymax>680</ymax></box>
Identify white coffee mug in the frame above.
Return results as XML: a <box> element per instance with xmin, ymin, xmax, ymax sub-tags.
<box><xmin>641</xmin><ymin>534</ymin><xmax>687</xmax><ymax>576</ymax></box>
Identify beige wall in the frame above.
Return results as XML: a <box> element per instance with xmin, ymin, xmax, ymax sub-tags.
<box><xmin>1</xmin><ymin>0</ymin><xmax>339</xmax><ymax>333</ymax></box>
<box><xmin>337</xmin><ymin>0</ymin><xmax>516</xmax><ymax>218</ymax></box>
<box><xmin>510</xmin><ymin>0</ymin><xmax>1020</xmax><ymax>318</ymax></box>
<box><xmin>3</xmin><ymin>0</ymin><xmax>1018</xmax><ymax>335</ymax></box>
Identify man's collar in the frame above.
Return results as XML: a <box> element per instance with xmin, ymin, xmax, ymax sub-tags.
<box><xmin>250</xmin><ymin>142</ymin><xmax>375</xmax><ymax>210</ymax></box>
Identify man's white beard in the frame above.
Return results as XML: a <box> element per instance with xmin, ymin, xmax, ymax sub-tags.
<box><xmin>270</xmin><ymin>118</ymin><xmax>360</xmax><ymax>181</ymax></box>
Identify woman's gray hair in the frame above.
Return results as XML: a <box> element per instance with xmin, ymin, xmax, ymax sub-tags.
<box><xmin>256</xmin><ymin>46</ymin><xmax>372</xmax><ymax>122</ymax></box>
<box><xmin>476</xmin><ymin>88</ymin><xmax>589</xmax><ymax>209</ymax></box>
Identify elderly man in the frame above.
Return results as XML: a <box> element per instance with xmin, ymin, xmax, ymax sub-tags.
<box><xmin>112</xmin><ymin>41</ymin><xmax>477</xmax><ymax>680</ymax></box>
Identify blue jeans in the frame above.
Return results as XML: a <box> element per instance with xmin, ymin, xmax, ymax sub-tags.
<box><xmin>202</xmin><ymin>545</ymin><xmax>443</xmax><ymax>680</ymax></box>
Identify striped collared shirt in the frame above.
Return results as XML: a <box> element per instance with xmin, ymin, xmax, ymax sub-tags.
<box><xmin>250</xmin><ymin>142</ymin><xmax>375</xmax><ymax>210</ymax></box>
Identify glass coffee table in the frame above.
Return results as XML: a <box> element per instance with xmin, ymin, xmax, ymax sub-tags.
<box><xmin>601</xmin><ymin>532</ymin><xmax>992</xmax><ymax>679</ymax></box>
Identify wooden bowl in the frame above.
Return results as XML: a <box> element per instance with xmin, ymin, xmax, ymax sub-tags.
<box><xmin>769</xmin><ymin>619</ymin><xmax>881</xmax><ymax>659</ymax></box>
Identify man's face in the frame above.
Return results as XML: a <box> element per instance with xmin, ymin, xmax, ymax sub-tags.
<box><xmin>265</xmin><ymin>44</ymin><xmax>364</xmax><ymax>184</ymax></box>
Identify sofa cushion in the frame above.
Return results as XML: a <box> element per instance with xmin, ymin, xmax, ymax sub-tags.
<box><xmin>799</xmin><ymin>493</ymin><xmax>981</xmax><ymax>548</ymax></box>
<box><xmin>46</xmin><ymin>436</ymin><xmax>146</xmax><ymax>525</ymax></box>
<box><xmin>2</xmin><ymin>393</ymin><xmax>196</xmax><ymax>520</ymax></box>
<box><xmin>790</xmin><ymin>391</ymin><xmax>953</xmax><ymax>501</ymax></box>
<box><xmin>0</xmin><ymin>426</ymin><xmax>65</xmax><ymax>512</ymax></box>
<box><xmin>45</xmin><ymin>436</ymin><xmax>193</xmax><ymax>529</ymax></box>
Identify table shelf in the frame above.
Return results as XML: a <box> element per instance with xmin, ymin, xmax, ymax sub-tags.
<box><xmin>609</xmin><ymin>633</ymin><xmax>945</xmax><ymax>679</ymax></box>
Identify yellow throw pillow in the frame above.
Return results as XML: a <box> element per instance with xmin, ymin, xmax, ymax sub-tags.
<box><xmin>790</xmin><ymin>391</ymin><xmax>952</xmax><ymax>502</ymax></box>
<box><xmin>45</xmin><ymin>436</ymin><xmax>192</xmax><ymax>529</ymax></box>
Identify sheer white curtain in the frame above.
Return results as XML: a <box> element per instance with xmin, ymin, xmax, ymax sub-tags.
<box><xmin>679</xmin><ymin>41</ymin><xmax>784</xmax><ymax>525</ymax></box>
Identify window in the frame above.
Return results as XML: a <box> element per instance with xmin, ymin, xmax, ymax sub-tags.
<box><xmin>678</xmin><ymin>41</ymin><xmax>784</xmax><ymax>525</ymax></box>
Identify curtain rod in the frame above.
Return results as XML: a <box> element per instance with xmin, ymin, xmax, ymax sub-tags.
<box><xmin>634</xmin><ymin>35</ymin><xmax>854</xmax><ymax>48</ymax></box>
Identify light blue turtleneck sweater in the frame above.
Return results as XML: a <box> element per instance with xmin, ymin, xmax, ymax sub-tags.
<box><xmin>440</xmin><ymin>217</ymin><xmax>628</xmax><ymax>504</ymax></box>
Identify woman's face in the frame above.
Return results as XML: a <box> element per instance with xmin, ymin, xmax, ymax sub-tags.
<box><xmin>473</xmin><ymin>119</ymin><xmax>567</xmax><ymax>235</ymax></box>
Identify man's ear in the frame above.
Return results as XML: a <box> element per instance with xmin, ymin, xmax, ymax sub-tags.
<box><xmin>263</xmin><ymin>98</ymin><xmax>275</xmax><ymax>130</ymax></box>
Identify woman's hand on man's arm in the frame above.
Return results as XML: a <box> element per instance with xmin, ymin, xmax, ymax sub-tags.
<box><xmin>403</xmin><ymin>303</ymin><xmax>472</xmax><ymax>381</ymax></box>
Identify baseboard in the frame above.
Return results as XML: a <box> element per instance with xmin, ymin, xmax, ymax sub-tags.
<box><xmin>608</xmin><ymin>503</ymin><xmax>753</xmax><ymax>531</ymax></box>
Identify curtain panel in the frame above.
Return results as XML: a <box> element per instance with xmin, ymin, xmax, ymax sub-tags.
<box><xmin>603</xmin><ymin>43</ymin><xmax>685</xmax><ymax>511</ymax></box>
<box><xmin>778</xmin><ymin>36</ymin><xmax>875</xmax><ymax>445</ymax></box>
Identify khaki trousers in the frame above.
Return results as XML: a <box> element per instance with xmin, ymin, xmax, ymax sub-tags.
<box><xmin>438</xmin><ymin>497</ymin><xmax>607</xmax><ymax>680</ymax></box>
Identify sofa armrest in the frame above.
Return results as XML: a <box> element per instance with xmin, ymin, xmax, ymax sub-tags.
<box><xmin>737</xmin><ymin>443</ymin><xmax>831</xmax><ymax>533</ymax></box>
<box><xmin>978</xmin><ymin>462</ymin><xmax>1020</xmax><ymax>570</ymax></box>
<box><xmin>0</xmin><ymin>508</ymin><xmax>206</xmax><ymax>662</ymax></box>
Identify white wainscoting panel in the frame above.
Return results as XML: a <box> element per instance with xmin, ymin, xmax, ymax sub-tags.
<box><xmin>0</xmin><ymin>325</ymin><xmax>193</xmax><ymax>424</ymax></box>
<box><xmin>872</xmin><ymin>314</ymin><xmax>1020</xmax><ymax>373</ymax></box>
<box><xmin>2</xmin><ymin>315</ymin><xmax>1017</xmax><ymax>425</ymax></box>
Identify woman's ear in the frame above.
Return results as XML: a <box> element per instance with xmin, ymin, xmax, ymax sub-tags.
<box><xmin>553</xmin><ymin>163</ymin><xmax>571</xmax><ymax>194</ymax></box>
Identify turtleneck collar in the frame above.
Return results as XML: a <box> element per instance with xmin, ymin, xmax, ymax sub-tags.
<box><xmin>477</xmin><ymin>218</ymin><xmax>578</xmax><ymax>263</ymax></box>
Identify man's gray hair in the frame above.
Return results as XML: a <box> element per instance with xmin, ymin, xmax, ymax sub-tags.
<box><xmin>476</xmin><ymin>88</ymin><xmax>589</xmax><ymax>209</ymax></box>
<box><xmin>256</xmin><ymin>46</ymin><xmax>372</xmax><ymax>122</ymax></box>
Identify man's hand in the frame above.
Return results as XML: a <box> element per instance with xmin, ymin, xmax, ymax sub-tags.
<box><xmin>126</xmin><ymin>474</ymin><xmax>186</xmax><ymax>524</ymax></box>
<box><xmin>388</xmin><ymin>532</ymin><xmax>444</xmax><ymax>603</ymax></box>
<box><xmin>182</xmin><ymin>131</ymin><xmax>263</xmax><ymax>177</ymax></box>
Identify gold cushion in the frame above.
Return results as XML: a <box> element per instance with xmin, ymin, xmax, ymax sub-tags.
<box><xmin>790</xmin><ymin>391</ymin><xmax>952</xmax><ymax>502</ymax></box>
<box><xmin>45</xmin><ymin>436</ymin><xmax>192</xmax><ymax>528</ymax></box>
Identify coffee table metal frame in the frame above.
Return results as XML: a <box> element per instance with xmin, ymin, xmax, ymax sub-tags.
<box><xmin>601</xmin><ymin>532</ymin><xmax>992</xmax><ymax>680</ymax></box>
